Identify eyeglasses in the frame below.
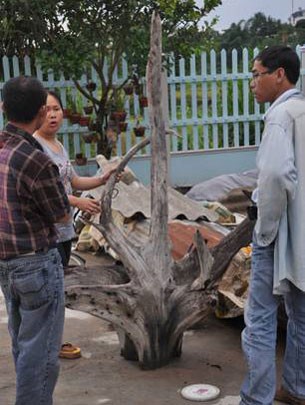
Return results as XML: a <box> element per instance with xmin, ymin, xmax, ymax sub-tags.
<box><xmin>251</xmin><ymin>70</ymin><xmax>273</xmax><ymax>81</ymax></box>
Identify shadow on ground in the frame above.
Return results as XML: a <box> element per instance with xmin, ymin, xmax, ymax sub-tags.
<box><xmin>0</xmin><ymin>251</ymin><xmax>286</xmax><ymax>405</ymax></box>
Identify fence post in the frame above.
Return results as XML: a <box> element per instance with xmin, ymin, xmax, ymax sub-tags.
<box><xmin>301</xmin><ymin>45</ymin><xmax>305</xmax><ymax>96</ymax></box>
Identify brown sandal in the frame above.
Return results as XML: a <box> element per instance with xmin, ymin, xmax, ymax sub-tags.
<box><xmin>59</xmin><ymin>342</ymin><xmax>81</xmax><ymax>359</ymax></box>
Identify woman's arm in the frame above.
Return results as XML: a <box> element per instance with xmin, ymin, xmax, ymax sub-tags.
<box><xmin>71</xmin><ymin>167</ymin><xmax>119</xmax><ymax>191</ymax></box>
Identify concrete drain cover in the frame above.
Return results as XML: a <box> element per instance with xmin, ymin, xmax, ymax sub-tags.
<box><xmin>180</xmin><ymin>384</ymin><xmax>220</xmax><ymax>402</ymax></box>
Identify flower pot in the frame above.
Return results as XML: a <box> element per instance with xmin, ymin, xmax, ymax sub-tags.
<box><xmin>79</xmin><ymin>116</ymin><xmax>91</xmax><ymax>127</ymax></box>
<box><xmin>63</xmin><ymin>108</ymin><xmax>72</xmax><ymax>119</ymax></box>
<box><xmin>110</xmin><ymin>111</ymin><xmax>127</xmax><ymax>122</ymax></box>
<box><xmin>70</xmin><ymin>113</ymin><xmax>81</xmax><ymax>124</ymax></box>
<box><xmin>75</xmin><ymin>153</ymin><xmax>87</xmax><ymax>166</ymax></box>
<box><xmin>139</xmin><ymin>96</ymin><xmax>148</xmax><ymax>108</ymax></box>
<box><xmin>83</xmin><ymin>105</ymin><xmax>93</xmax><ymax>114</ymax></box>
<box><xmin>133</xmin><ymin>126</ymin><xmax>146</xmax><ymax>137</ymax></box>
<box><xmin>86</xmin><ymin>82</ymin><xmax>97</xmax><ymax>92</ymax></box>
<box><xmin>82</xmin><ymin>133</ymin><xmax>94</xmax><ymax>143</ymax></box>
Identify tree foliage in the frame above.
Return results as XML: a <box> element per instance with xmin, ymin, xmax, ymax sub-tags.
<box><xmin>0</xmin><ymin>0</ymin><xmax>221</xmax><ymax>157</ymax></box>
<box><xmin>0</xmin><ymin>0</ymin><xmax>222</xmax><ymax>74</ymax></box>
<box><xmin>0</xmin><ymin>0</ymin><xmax>64</xmax><ymax>56</ymax></box>
<box><xmin>218</xmin><ymin>12</ymin><xmax>305</xmax><ymax>52</ymax></box>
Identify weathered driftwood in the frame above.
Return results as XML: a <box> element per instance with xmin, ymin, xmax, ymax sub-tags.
<box><xmin>65</xmin><ymin>12</ymin><xmax>255</xmax><ymax>370</ymax></box>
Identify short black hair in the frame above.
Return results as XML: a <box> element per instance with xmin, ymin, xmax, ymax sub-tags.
<box><xmin>2</xmin><ymin>76</ymin><xmax>47</xmax><ymax>123</ymax></box>
<box><xmin>254</xmin><ymin>46</ymin><xmax>300</xmax><ymax>85</ymax></box>
<box><xmin>47</xmin><ymin>90</ymin><xmax>63</xmax><ymax>110</ymax></box>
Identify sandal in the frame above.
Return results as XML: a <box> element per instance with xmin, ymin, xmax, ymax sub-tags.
<box><xmin>59</xmin><ymin>342</ymin><xmax>81</xmax><ymax>359</ymax></box>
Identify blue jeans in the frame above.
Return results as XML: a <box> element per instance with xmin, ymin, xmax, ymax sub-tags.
<box><xmin>0</xmin><ymin>248</ymin><xmax>65</xmax><ymax>405</ymax></box>
<box><xmin>240</xmin><ymin>240</ymin><xmax>305</xmax><ymax>405</ymax></box>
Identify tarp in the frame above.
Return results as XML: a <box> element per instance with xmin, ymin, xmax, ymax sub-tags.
<box><xmin>186</xmin><ymin>169</ymin><xmax>258</xmax><ymax>202</ymax></box>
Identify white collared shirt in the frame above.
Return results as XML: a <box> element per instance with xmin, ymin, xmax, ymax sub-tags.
<box><xmin>253</xmin><ymin>88</ymin><xmax>305</xmax><ymax>293</ymax></box>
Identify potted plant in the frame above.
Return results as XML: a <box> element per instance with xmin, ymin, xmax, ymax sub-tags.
<box><xmin>133</xmin><ymin>125</ymin><xmax>146</xmax><ymax>137</ymax></box>
<box><xmin>86</xmin><ymin>81</ymin><xmax>97</xmax><ymax>92</ymax></box>
<box><xmin>75</xmin><ymin>153</ymin><xmax>87</xmax><ymax>166</ymax></box>
<box><xmin>109</xmin><ymin>86</ymin><xmax>127</xmax><ymax>122</ymax></box>
<box><xmin>79</xmin><ymin>116</ymin><xmax>91</xmax><ymax>127</ymax></box>
<box><xmin>110</xmin><ymin>110</ymin><xmax>127</xmax><ymax>122</ymax></box>
<box><xmin>63</xmin><ymin>108</ymin><xmax>72</xmax><ymax>119</ymax></box>
<box><xmin>69</xmin><ymin>112</ymin><xmax>81</xmax><ymax>124</ymax></box>
<box><xmin>82</xmin><ymin>133</ymin><xmax>94</xmax><ymax>143</ymax></box>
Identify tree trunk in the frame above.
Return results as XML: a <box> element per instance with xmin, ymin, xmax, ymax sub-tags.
<box><xmin>97</xmin><ymin>133</ymin><xmax>112</xmax><ymax>159</ymax></box>
<box><xmin>95</xmin><ymin>115</ymin><xmax>112</xmax><ymax>159</ymax></box>
<box><xmin>65</xmin><ymin>12</ymin><xmax>255</xmax><ymax>370</ymax></box>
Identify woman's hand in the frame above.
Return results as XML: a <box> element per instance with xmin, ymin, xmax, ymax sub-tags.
<box><xmin>100</xmin><ymin>166</ymin><xmax>122</xmax><ymax>184</ymax></box>
<box><xmin>76</xmin><ymin>197</ymin><xmax>101</xmax><ymax>215</ymax></box>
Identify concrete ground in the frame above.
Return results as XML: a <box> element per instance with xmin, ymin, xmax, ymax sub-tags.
<box><xmin>0</xmin><ymin>251</ymin><xmax>286</xmax><ymax>405</ymax></box>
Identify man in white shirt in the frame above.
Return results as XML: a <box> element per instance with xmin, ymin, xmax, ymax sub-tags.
<box><xmin>240</xmin><ymin>46</ymin><xmax>305</xmax><ymax>405</ymax></box>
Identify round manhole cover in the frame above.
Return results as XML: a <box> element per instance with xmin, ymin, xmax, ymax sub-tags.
<box><xmin>180</xmin><ymin>384</ymin><xmax>220</xmax><ymax>402</ymax></box>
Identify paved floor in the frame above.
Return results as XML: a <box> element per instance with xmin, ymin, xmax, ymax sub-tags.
<box><xmin>0</xmin><ymin>251</ymin><xmax>286</xmax><ymax>405</ymax></box>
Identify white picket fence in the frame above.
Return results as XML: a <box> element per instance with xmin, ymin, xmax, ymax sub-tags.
<box><xmin>1</xmin><ymin>47</ymin><xmax>304</xmax><ymax>185</ymax></box>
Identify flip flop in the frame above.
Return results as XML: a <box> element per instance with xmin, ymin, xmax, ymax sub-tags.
<box><xmin>59</xmin><ymin>342</ymin><xmax>81</xmax><ymax>359</ymax></box>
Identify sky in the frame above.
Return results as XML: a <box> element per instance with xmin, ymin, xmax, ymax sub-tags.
<box><xmin>200</xmin><ymin>0</ymin><xmax>305</xmax><ymax>31</ymax></box>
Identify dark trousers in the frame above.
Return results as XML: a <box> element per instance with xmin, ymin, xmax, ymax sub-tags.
<box><xmin>56</xmin><ymin>240</ymin><xmax>72</xmax><ymax>267</ymax></box>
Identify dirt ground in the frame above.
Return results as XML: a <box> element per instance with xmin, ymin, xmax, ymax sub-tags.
<box><xmin>0</xmin><ymin>250</ymin><xmax>286</xmax><ymax>405</ymax></box>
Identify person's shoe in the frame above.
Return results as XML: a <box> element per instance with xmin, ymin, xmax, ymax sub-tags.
<box><xmin>59</xmin><ymin>342</ymin><xmax>81</xmax><ymax>359</ymax></box>
<box><xmin>275</xmin><ymin>386</ymin><xmax>305</xmax><ymax>405</ymax></box>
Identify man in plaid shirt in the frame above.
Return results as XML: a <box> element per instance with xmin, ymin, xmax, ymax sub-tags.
<box><xmin>0</xmin><ymin>76</ymin><xmax>70</xmax><ymax>405</ymax></box>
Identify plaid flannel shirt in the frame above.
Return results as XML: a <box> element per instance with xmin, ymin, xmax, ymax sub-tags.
<box><xmin>0</xmin><ymin>123</ymin><xmax>70</xmax><ymax>259</ymax></box>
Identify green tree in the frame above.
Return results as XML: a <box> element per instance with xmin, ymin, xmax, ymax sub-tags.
<box><xmin>219</xmin><ymin>21</ymin><xmax>249</xmax><ymax>52</ymax></box>
<box><xmin>0</xmin><ymin>0</ymin><xmax>55</xmax><ymax>56</ymax></box>
<box><xmin>0</xmin><ymin>0</ymin><xmax>221</xmax><ymax>158</ymax></box>
<box><xmin>219</xmin><ymin>12</ymin><xmax>304</xmax><ymax>53</ymax></box>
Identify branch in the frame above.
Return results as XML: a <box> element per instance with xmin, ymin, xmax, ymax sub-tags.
<box><xmin>92</xmin><ymin>56</ymin><xmax>107</xmax><ymax>90</ymax></box>
<box><xmin>174</xmin><ymin>217</ymin><xmax>254</xmax><ymax>287</ymax></box>
<box><xmin>73</xmin><ymin>79</ymin><xmax>100</xmax><ymax>105</ymax></box>
<box><xmin>80</xmin><ymin>136</ymin><xmax>150</xmax><ymax>231</ymax></box>
<box><xmin>209</xmin><ymin>217</ymin><xmax>255</xmax><ymax>286</ymax></box>
<box><xmin>99</xmin><ymin>136</ymin><xmax>151</xmax><ymax>221</ymax></box>
<box><xmin>167</xmin><ymin>285</ymin><xmax>215</xmax><ymax>344</ymax></box>
<box><xmin>190</xmin><ymin>230</ymin><xmax>214</xmax><ymax>291</ymax></box>
<box><xmin>80</xmin><ymin>136</ymin><xmax>152</xmax><ymax>282</ymax></box>
<box><xmin>145</xmin><ymin>11</ymin><xmax>171</xmax><ymax>279</ymax></box>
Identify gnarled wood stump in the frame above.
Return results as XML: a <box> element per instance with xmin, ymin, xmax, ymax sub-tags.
<box><xmin>65</xmin><ymin>12</ymin><xmax>255</xmax><ymax>370</ymax></box>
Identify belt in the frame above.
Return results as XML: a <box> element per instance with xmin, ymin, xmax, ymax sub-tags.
<box><xmin>0</xmin><ymin>246</ymin><xmax>56</xmax><ymax>261</ymax></box>
<box><xmin>20</xmin><ymin>246</ymin><xmax>55</xmax><ymax>257</ymax></box>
